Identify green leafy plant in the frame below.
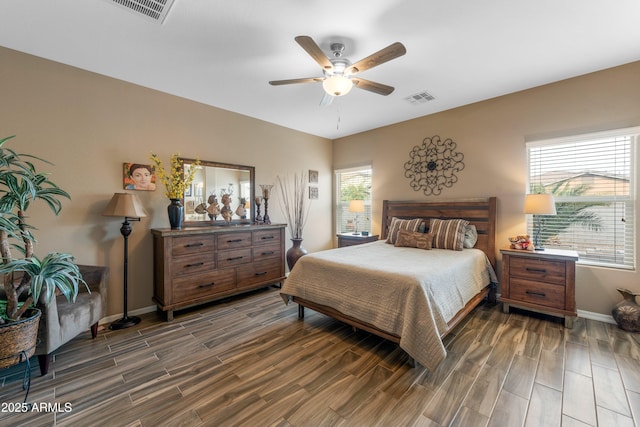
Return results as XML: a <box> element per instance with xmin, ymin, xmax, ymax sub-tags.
<box><xmin>0</xmin><ymin>135</ymin><xmax>86</xmax><ymax>323</ymax></box>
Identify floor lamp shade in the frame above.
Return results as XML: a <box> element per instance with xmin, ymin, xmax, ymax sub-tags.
<box><xmin>103</xmin><ymin>193</ymin><xmax>147</xmax><ymax>329</ymax></box>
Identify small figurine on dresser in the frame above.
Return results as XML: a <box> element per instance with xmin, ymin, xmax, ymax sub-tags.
<box><xmin>207</xmin><ymin>194</ymin><xmax>220</xmax><ymax>221</ymax></box>
<box><xmin>220</xmin><ymin>193</ymin><xmax>233</xmax><ymax>223</ymax></box>
<box><xmin>509</xmin><ymin>234</ymin><xmax>534</xmax><ymax>251</ymax></box>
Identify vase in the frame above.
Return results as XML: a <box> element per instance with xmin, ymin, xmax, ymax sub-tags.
<box><xmin>286</xmin><ymin>238</ymin><xmax>308</xmax><ymax>271</ymax></box>
<box><xmin>167</xmin><ymin>198</ymin><xmax>184</xmax><ymax>230</ymax></box>
<box><xmin>612</xmin><ymin>288</ymin><xmax>640</xmax><ymax>332</ymax></box>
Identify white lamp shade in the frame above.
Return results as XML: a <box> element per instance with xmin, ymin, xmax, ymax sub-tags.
<box><xmin>523</xmin><ymin>193</ymin><xmax>557</xmax><ymax>215</ymax></box>
<box><xmin>103</xmin><ymin>193</ymin><xmax>147</xmax><ymax>218</ymax></box>
<box><xmin>349</xmin><ymin>200</ymin><xmax>365</xmax><ymax>213</ymax></box>
<box><xmin>322</xmin><ymin>75</ymin><xmax>353</xmax><ymax>96</ymax></box>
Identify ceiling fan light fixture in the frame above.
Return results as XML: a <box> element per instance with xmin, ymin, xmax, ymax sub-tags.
<box><xmin>322</xmin><ymin>75</ymin><xmax>353</xmax><ymax>97</ymax></box>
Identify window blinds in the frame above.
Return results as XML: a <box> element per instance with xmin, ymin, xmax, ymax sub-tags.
<box><xmin>526</xmin><ymin>129</ymin><xmax>636</xmax><ymax>269</ymax></box>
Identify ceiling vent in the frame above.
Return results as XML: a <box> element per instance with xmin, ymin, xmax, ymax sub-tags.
<box><xmin>106</xmin><ymin>0</ymin><xmax>176</xmax><ymax>24</ymax></box>
<box><xmin>405</xmin><ymin>91</ymin><xmax>436</xmax><ymax>105</ymax></box>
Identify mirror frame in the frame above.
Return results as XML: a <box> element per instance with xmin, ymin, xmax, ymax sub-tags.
<box><xmin>180</xmin><ymin>158</ymin><xmax>255</xmax><ymax>227</ymax></box>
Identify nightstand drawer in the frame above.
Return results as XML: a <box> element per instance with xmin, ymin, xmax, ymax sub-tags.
<box><xmin>509</xmin><ymin>257</ymin><xmax>566</xmax><ymax>286</ymax></box>
<box><xmin>510</xmin><ymin>278</ymin><xmax>566</xmax><ymax>310</ymax></box>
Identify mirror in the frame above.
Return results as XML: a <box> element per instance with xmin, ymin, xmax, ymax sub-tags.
<box><xmin>180</xmin><ymin>158</ymin><xmax>255</xmax><ymax>226</ymax></box>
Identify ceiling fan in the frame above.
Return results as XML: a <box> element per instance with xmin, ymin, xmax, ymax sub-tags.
<box><xmin>269</xmin><ymin>36</ymin><xmax>406</xmax><ymax>106</ymax></box>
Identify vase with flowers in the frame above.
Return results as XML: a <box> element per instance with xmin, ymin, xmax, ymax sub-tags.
<box><xmin>150</xmin><ymin>153</ymin><xmax>200</xmax><ymax>230</ymax></box>
<box><xmin>276</xmin><ymin>171</ymin><xmax>311</xmax><ymax>270</ymax></box>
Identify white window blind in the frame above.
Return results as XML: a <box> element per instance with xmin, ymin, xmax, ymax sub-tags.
<box><xmin>526</xmin><ymin>128</ymin><xmax>637</xmax><ymax>269</ymax></box>
<box><xmin>335</xmin><ymin>166</ymin><xmax>372</xmax><ymax>234</ymax></box>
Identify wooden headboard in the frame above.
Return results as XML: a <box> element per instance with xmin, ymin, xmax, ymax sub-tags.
<box><xmin>381</xmin><ymin>197</ymin><xmax>497</xmax><ymax>269</ymax></box>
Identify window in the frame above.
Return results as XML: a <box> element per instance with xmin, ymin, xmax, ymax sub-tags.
<box><xmin>526</xmin><ymin>127</ymin><xmax>637</xmax><ymax>269</ymax></box>
<box><xmin>335</xmin><ymin>166</ymin><xmax>372</xmax><ymax>235</ymax></box>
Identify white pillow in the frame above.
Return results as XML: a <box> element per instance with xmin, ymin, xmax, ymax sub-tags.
<box><xmin>463</xmin><ymin>225</ymin><xmax>478</xmax><ymax>248</ymax></box>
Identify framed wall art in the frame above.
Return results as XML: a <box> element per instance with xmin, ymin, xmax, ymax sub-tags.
<box><xmin>123</xmin><ymin>162</ymin><xmax>156</xmax><ymax>191</ymax></box>
<box><xmin>309</xmin><ymin>170</ymin><xmax>319</xmax><ymax>184</ymax></box>
<box><xmin>309</xmin><ymin>186</ymin><xmax>318</xmax><ymax>199</ymax></box>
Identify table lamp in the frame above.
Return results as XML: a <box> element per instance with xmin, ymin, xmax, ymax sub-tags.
<box><xmin>349</xmin><ymin>200</ymin><xmax>365</xmax><ymax>235</ymax></box>
<box><xmin>523</xmin><ymin>193</ymin><xmax>556</xmax><ymax>250</ymax></box>
<box><xmin>102</xmin><ymin>193</ymin><xmax>147</xmax><ymax>329</ymax></box>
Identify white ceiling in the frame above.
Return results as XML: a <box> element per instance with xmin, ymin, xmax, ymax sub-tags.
<box><xmin>1</xmin><ymin>1</ymin><xmax>640</xmax><ymax>139</ymax></box>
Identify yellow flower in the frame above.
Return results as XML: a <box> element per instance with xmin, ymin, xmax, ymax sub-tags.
<box><xmin>149</xmin><ymin>153</ymin><xmax>200</xmax><ymax>199</ymax></box>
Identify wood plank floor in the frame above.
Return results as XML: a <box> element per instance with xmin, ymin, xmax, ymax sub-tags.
<box><xmin>1</xmin><ymin>286</ymin><xmax>639</xmax><ymax>426</ymax></box>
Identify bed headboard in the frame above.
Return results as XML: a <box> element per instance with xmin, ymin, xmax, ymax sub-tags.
<box><xmin>381</xmin><ymin>198</ymin><xmax>497</xmax><ymax>269</ymax></box>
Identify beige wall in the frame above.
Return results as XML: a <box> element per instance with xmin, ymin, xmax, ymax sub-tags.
<box><xmin>334</xmin><ymin>61</ymin><xmax>640</xmax><ymax>316</ymax></box>
<box><xmin>0</xmin><ymin>46</ymin><xmax>333</xmax><ymax>317</ymax></box>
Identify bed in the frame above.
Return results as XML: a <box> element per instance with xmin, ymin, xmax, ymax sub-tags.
<box><xmin>280</xmin><ymin>198</ymin><xmax>497</xmax><ymax>370</ymax></box>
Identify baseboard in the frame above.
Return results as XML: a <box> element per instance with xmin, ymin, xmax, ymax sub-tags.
<box><xmin>99</xmin><ymin>304</ymin><xmax>158</xmax><ymax>325</ymax></box>
<box><xmin>577</xmin><ymin>309</ymin><xmax>616</xmax><ymax>325</ymax></box>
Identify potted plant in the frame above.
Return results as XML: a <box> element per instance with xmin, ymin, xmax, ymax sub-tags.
<box><xmin>276</xmin><ymin>171</ymin><xmax>311</xmax><ymax>270</ymax></box>
<box><xmin>0</xmin><ymin>135</ymin><xmax>85</xmax><ymax>370</ymax></box>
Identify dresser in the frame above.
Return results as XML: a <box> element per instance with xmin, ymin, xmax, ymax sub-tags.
<box><xmin>500</xmin><ymin>247</ymin><xmax>578</xmax><ymax>327</ymax></box>
<box><xmin>337</xmin><ymin>233</ymin><xmax>379</xmax><ymax>247</ymax></box>
<box><xmin>152</xmin><ymin>224</ymin><xmax>286</xmax><ymax>321</ymax></box>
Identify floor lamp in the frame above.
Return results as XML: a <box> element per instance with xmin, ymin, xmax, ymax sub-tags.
<box><xmin>103</xmin><ymin>192</ymin><xmax>147</xmax><ymax>329</ymax></box>
<box><xmin>523</xmin><ymin>193</ymin><xmax>556</xmax><ymax>250</ymax></box>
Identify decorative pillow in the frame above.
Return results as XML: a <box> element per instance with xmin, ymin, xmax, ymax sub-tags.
<box><xmin>395</xmin><ymin>230</ymin><xmax>433</xmax><ymax>250</ymax></box>
<box><xmin>430</xmin><ymin>218</ymin><xmax>469</xmax><ymax>251</ymax></box>
<box><xmin>463</xmin><ymin>225</ymin><xmax>478</xmax><ymax>248</ymax></box>
<box><xmin>386</xmin><ymin>217</ymin><xmax>423</xmax><ymax>244</ymax></box>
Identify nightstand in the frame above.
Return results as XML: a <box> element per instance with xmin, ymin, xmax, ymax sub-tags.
<box><xmin>337</xmin><ymin>233</ymin><xmax>379</xmax><ymax>248</ymax></box>
<box><xmin>500</xmin><ymin>247</ymin><xmax>579</xmax><ymax>328</ymax></box>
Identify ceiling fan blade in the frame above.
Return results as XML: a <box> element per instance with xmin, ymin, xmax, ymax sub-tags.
<box><xmin>352</xmin><ymin>78</ymin><xmax>395</xmax><ymax>96</ymax></box>
<box><xmin>295</xmin><ymin>35</ymin><xmax>334</xmax><ymax>71</ymax></box>
<box><xmin>319</xmin><ymin>92</ymin><xmax>334</xmax><ymax>107</ymax></box>
<box><xmin>348</xmin><ymin>42</ymin><xmax>406</xmax><ymax>74</ymax></box>
<box><xmin>269</xmin><ymin>77</ymin><xmax>323</xmax><ymax>86</ymax></box>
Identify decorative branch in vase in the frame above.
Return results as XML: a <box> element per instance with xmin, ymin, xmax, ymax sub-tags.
<box><xmin>276</xmin><ymin>171</ymin><xmax>311</xmax><ymax>270</ymax></box>
<box><xmin>150</xmin><ymin>153</ymin><xmax>200</xmax><ymax>229</ymax></box>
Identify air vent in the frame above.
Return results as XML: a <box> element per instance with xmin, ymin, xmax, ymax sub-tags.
<box><xmin>405</xmin><ymin>91</ymin><xmax>436</xmax><ymax>105</ymax></box>
<box><xmin>106</xmin><ymin>0</ymin><xmax>176</xmax><ymax>24</ymax></box>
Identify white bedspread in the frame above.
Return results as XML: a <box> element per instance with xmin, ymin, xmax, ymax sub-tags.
<box><xmin>280</xmin><ymin>240</ymin><xmax>495</xmax><ymax>370</ymax></box>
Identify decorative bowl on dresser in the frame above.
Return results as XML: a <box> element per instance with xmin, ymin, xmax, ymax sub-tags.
<box><xmin>500</xmin><ymin>247</ymin><xmax>579</xmax><ymax>328</ymax></box>
<box><xmin>152</xmin><ymin>224</ymin><xmax>286</xmax><ymax>321</ymax></box>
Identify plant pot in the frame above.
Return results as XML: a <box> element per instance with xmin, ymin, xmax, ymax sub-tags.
<box><xmin>286</xmin><ymin>238</ymin><xmax>308</xmax><ymax>271</ymax></box>
<box><xmin>0</xmin><ymin>308</ymin><xmax>41</xmax><ymax>370</ymax></box>
<box><xmin>167</xmin><ymin>198</ymin><xmax>184</xmax><ymax>230</ymax></box>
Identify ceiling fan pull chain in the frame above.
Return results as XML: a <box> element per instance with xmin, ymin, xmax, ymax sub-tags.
<box><xmin>336</xmin><ymin>105</ymin><xmax>341</xmax><ymax>130</ymax></box>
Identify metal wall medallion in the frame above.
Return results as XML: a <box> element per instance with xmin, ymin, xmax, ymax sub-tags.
<box><xmin>404</xmin><ymin>135</ymin><xmax>465</xmax><ymax>196</ymax></box>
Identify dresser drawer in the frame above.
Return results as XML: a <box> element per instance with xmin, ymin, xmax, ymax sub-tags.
<box><xmin>171</xmin><ymin>253</ymin><xmax>216</xmax><ymax>277</ymax></box>
<box><xmin>173</xmin><ymin>268</ymin><xmax>236</xmax><ymax>301</ymax></box>
<box><xmin>509</xmin><ymin>257</ymin><xmax>566</xmax><ymax>286</ymax></box>
<box><xmin>236</xmin><ymin>259</ymin><xmax>283</xmax><ymax>288</ymax></box>
<box><xmin>217</xmin><ymin>248</ymin><xmax>252</xmax><ymax>268</ymax></box>
<box><xmin>252</xmin><ymin>229</ymin><xmax>281</xmax><ymax>245</ymax></box>
<box><xmin>510</xmin><ymin>278</ymin><xmax>566</xmax><ymax>310</ymax></box>
<box><xmin>253</xmin><ymin>243</ymin><xmax>282</xmax><ymax>262</ymax></box>
<box><xmin>172</xmin><ymin>235</ymin><xmax>216</xmax><ymax>256</ymax></box>
<box><xmin>217</xmin><ymin>232</ymin><xmax>252</xmax><ymax>250</ymax></box>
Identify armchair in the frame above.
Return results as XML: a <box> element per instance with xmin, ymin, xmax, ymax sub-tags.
<box><xmin>35</xmin><ymin>265</ymin><xmax>108</xmax><ymax>375</ymax></box>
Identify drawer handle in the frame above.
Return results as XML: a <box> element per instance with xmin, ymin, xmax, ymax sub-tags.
<box><xmin>261</xmin><ymin>236</ymin><xmax>275</xmax><ymax>240</ymax></box>
<box><xmin>255</xmin><ymin>271</ymin><xmax>268</xmax><ymax>276</ymax></box>
<box><xmin>185</xmin><ymin>262</ymin><xmax>204</xmax><ymax>268</ymax></box>
<box><xmin>526</xmin><ymin>267</ymin><xmax>547</xmax><ymax>273</ymax></box>
<box><xmin>261</xmin><ymin>251</ymin><xmax>275</xmax><ymax>256</ymax></box>
<box><xmin>198</xmin><ymin>282</ymin><xmax>215</xmax><ymax>288</ymax></box>
<box><xmin>185</xmin><ymin>242</ymin><xmax>204</xmax><ymax>248</ymax></box>
<box><xmin>525</xmin><ymin>290</ymin><xmax>546</xmax><ymax>297</ymax></box>
<box><xmin>227</xmin><ymin>256</ymin><xmax>244</xmax><ymax>261</ymax></box>
<box><xmin>227</xmin><ymin>239</ymin><xmax>243</xmax><ymax>243</ymax></box>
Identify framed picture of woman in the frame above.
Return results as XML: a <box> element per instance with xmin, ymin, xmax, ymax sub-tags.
<box><xmin>123</xmin><ymin>163</ymin><xmax>156</xmax><ymax>191</ymax></box>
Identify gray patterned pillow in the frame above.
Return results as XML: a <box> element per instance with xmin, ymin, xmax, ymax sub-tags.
<box><xmin>386</xmin><ymin>217</ymin><xmax>423</xmax><ymax>244</ymax></box>
<box><xmin>430</xmin><ymin>218</ymin><xmax>469</xmax><ymax>251</ymax></box>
